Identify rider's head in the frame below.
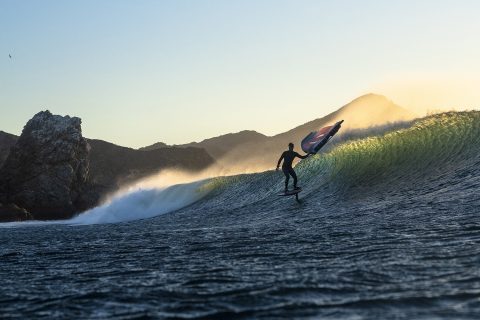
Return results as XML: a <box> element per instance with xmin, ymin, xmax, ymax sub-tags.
<box><xmin>288</xmin><ymin>143</ymin><xmax>294</xmax><ymax>151</ymax></box>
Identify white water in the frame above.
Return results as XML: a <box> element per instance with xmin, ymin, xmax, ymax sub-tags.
<box><xmin>70</xmin><ymin>181</ymin><xmax>207</xmax><ymax>225</ymax></box>
<box><xmin>0</xmin><ymin>180</ymin><xmax>209</xmax><ymax>227</ymax></box>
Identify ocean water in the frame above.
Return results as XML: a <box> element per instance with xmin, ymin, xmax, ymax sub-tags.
<box><xmin>1</xmin><ymin>112</ymin><xmax>480</xmax><ymax>319</ymax></box>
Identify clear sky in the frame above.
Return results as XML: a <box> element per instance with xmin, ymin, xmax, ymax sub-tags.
<box><xmin>1</xmin><ymin>0</ymin><xmax>479</xmax><ymax>147</ymax></box>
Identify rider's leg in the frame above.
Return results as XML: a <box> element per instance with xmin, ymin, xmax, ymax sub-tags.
<box><xmin>282</xmin><ymin>168</ymin><xmax>290</xmax><ymax>191</ymax></box>
<box><xmin>290</xmin><ymin>168</ymin><xmax>298</xmax><ymax>189</ymax></box>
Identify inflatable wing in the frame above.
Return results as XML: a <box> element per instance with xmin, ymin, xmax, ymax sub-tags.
<box><xmin>301</xmin><ymin>120</ymin><xmax>344</xmax><ymax>154</ymax></box>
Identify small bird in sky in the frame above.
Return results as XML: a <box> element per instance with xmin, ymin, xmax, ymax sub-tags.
<box><xmin>9</xmin><ymin>54</ymin><xmax>12</xmax><ymax>59</ymax></box>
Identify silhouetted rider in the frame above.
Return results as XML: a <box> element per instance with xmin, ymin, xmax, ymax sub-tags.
<box><xmin>276</xmin><ymin>143</ymin><xmax>310</xmax><ymax>193</ymax></box>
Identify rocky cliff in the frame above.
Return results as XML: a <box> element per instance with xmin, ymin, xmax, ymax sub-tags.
<box><xmin>0</xmin><ymin>111</ymin><xmax>98</xmax><ymax>220</ymax></box>
<box><xmin>0</xmin><ymin>131</ymin><xmax>18</xmax><ymax>167</ymax></box>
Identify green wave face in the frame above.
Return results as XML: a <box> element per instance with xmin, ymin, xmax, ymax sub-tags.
<box><xmin>199</xmin><ymin>111</ymin><xmax>480</xmax><ymax>208</ymax></box>
<box><xmin>299</xmin><ymin>111</ymin><xmax>480</xmax><ymax>192</ymax></box>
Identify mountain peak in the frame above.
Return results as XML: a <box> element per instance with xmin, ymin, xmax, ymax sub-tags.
<box><xmin>139</xmin><ymin>141</ymin><xmax>169</xmax><ymax>151</ymax></box>
<box><xmin>336</xmin><ymin>93</ymin><xmax>416</xmax><ymax>126</ymax></box>
<box><xmin>346</xmin><ymin>93</ymin><xmax>392</xmax><ymax>106</ymax></box>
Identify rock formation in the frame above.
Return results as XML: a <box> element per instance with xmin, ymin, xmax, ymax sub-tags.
<box><xmin>0</xmin><ymin>111</ymin><xmax>97</xmax><ymax>220</ymax></box>
<box><xmin>0</xmin><ymin>131</ymin><xmax>18</xmax><ymax>167</ymax></box>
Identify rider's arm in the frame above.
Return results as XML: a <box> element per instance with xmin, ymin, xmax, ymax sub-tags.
<box><xmin>276</xmin><ymin>152</ymin><xmax>285</xmax><ymax>169</ymax></box>
<box><xmin>295</xmin><ymin>152</ymin><xmax>310</xmax><ymax>160</ymax></box>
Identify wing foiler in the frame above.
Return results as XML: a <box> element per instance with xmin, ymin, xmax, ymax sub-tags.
<box><xmin>301</xmin><ymin>120</ymin><xmax>344</xmax><ymax>154</ymax></box>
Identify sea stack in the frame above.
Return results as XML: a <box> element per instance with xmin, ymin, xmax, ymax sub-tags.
<box><xmin>0</xmin><ymin>110</ymin><xmax>95</xmax><ymax>220</ymax></box>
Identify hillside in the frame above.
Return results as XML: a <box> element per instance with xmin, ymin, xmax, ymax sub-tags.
<box><xmin>87</xmin><ymin>139</ymin><xmax>215</xmax><ymax>189</ymax></box>
<box><xmin>142</xmin><ymin>130</ymin><xmax>268</xmax><ymax>160</ymax></box>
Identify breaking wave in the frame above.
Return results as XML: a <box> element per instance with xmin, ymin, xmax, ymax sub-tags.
<box><xmin>195</xmin><ymin>111</ymin><xmax>480</xmax><ymax>212</ymax></box>
<box><xmin>69</xmin><ymin>180</ymin><xmax>208</xmax><ymax>224</ymax></box>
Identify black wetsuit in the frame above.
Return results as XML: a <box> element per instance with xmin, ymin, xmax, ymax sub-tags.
<box><xmin>277</xmin><ymin>150</ymin><xmax>308</xmax><ymax>191</ymax></box>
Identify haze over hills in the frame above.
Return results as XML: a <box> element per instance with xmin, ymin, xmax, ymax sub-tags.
<box><xmin>143</xmin><ymin>93</ymin><xmax>416</xmax><ymax>172</ymax></box>
<box><xmin>221</xmin><ymin>94</ymin><xmax>415</xmax><ymax>171</ymax></box>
